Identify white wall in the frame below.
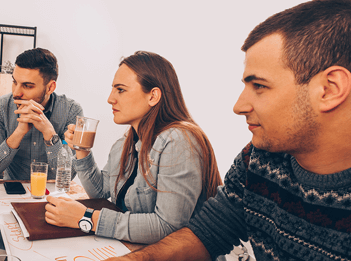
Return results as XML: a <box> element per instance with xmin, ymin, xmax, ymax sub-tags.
<box><xmin>0</xmin><ymin>0</ymin><xmax>304</xmax><ymax>179</ymax></box>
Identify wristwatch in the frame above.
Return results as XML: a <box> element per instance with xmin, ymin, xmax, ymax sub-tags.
<box><xmin>44</xmin><ymin>134</ymin><xmax>60</xmax><ymax>146</ymax></box>
<box><xmin>78</xmin><ymin>208</ymin><xmax>94</xmax><ymax>233</ymax></box>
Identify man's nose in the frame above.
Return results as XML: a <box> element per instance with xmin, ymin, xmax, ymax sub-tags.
<box><xmin>12</xmin><ymin>83</ymin><xmax>23</xmax><ymax>99</ymax></box>
<box><xmin>233</xmin><ymin>87</ymin><xmax>253</xmax><ymax>115</ymax></box>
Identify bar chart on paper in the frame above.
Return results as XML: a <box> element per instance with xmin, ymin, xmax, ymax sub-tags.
<box><xmin>0</xmin><ymin>211</ymin><xmax>130</xmax><ymax>261</ymax></box>
<box><xmin>0</xmin><ymin>182</ymin><xmax>130</xmax><ymax>261</ymax></box>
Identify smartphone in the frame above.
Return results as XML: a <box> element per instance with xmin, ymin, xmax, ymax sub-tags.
<box><xmin>4</xmin><ymin>182</ymin><xmax>26</xmax><ymax>194</ymax></box>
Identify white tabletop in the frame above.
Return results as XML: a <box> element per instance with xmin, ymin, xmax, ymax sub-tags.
<box><xmin>0</xmin><ymin>182</ymin><xmax>130</xmax><ymax>261</ymax></box>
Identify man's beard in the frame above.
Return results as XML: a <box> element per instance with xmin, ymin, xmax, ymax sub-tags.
<box><xmin>14</xmin><ymin>87</ymin><xmax>47</xmax><ymax>109</ymax></box>
<box><xmin>254</xmin><ymin>86</ymin><xmax>321</xmax><ymax>154</ymax></box>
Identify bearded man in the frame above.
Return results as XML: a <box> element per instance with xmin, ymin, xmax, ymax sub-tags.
<box><xmin>0</xmin><ymin>48</ymin><xmax>83</xmax><ymax>180</ymax></box>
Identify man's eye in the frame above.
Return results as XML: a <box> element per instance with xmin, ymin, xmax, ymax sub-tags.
<box><xmin>253</xmin><ymin>83</ymin><xmax>266</xmax><ymax>89</ymax></box>
<box><xmin>117</xmin><ymin>88</ymin><xmax>125</xmax><ymax>93</ymax></box>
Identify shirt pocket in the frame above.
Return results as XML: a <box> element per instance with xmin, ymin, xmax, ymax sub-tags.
<box><xmin>135</xmin><ymin>186</ymin><xmax>157</xmax><ymax>213</ymax></box>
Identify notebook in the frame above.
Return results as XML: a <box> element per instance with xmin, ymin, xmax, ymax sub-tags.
<box><xmin>11</xmin><ymin>198</ymin><xmax>121</xmax><ymax>241</ymax></box>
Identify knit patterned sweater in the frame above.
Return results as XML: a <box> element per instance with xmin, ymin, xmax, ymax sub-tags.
<box><xmin>188</xmin><ymin>143</ymin><xmax>351</xmax><ymax>261</ymax></box>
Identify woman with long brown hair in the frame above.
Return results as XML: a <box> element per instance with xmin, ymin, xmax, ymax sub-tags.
<box><xmin>45</xmin><ymin>51</ymin><xmax>222</xmax><ymax>244</ymax></box>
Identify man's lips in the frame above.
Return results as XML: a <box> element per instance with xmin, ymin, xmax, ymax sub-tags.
<box><xmin>248</xmin><ymin>123</ymin><xmax>260</xmax><ymax>131</ymax></box>
<box><xmin>112</xmin><ymin>109</ymin><xmax>119</xmax><ymax>113</ymax></box>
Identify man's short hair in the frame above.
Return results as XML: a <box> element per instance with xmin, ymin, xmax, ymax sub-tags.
<box><xmin>15</xmin><ymin>48</ymin><xmax>58</xmax><ymax>85</ymax></box>
<box><xmin>242</xmin><ymin>0</ymin><xmax>351</xmax><ymax>85</ymax></box>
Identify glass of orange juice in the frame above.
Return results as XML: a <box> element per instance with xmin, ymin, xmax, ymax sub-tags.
<box><xmin>30</xmin><ymin>162</ymin><xmax>48</xmax><ymax>199</ymax></box>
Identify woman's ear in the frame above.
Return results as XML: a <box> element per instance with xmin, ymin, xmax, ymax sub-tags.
<box><xmin>319</xmin><ymin>66</ymin><xmax>351</xmax><ymax>112</ymax></box>
<box><xmin>148</xmin><ymin>87</ymin><xmax>162</xmax><ymax>107</ymax></box>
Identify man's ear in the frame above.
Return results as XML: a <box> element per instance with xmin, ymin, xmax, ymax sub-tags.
<box><xmin>319</xmin><ymin>66</ymin><xmax>351</xmax><ymax>112</ymax></box>
<box><xmin>46</xmin><ymin>80</ymin><xmax>56</xmax><ymax>95</ymax></box>
<box><xmin>148</xmin><ymin>87</ymin><xmax>162</xmax><ymax>107</ymax></box>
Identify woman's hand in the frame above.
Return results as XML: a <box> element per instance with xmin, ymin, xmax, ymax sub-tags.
<box><xmin>64</xmin><ymin>124</ymin><xmax>76</xmax><ymax>150</ymax></box>
<box><xmin>64</xmin><ymin>124</ymin><xmax>89</xmax><ymax>159</ymax></box>
<box><xmin>45</xmin><ymin>196</ymin><xmax>86</xmax><ymax>229</ymax></box>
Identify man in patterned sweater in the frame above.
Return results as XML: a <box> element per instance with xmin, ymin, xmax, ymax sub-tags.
<box><xmin>109</xmin><ymin>0</ymin><xmax>351</xmax><ymax>260</ymax></box>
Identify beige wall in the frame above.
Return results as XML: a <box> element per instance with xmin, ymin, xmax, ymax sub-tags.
<box><xmin>0</xmin><ymin>74</ymin><xmax>12</xmax><ymax>96</ymax></box>
<box><xmin>0</xmin><ymin>0</ymin><xmax>305</xmax><ymax>178</ymax></box>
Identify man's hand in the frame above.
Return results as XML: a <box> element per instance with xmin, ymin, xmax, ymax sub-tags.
<box><xmin>102</xmin><ymin>228</ymin><xmax>211</xmax><ymax>261</ymax></box>
<box><xmin>14</xmin><ymin>99</ymin><xmax>56</xmax><ymax>140</ymax></box>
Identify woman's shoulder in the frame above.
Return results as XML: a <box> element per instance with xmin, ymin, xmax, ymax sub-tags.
<box><xmin>155</xmin><ymin>125</ymin><xmax>200</xmax><ymax>148</ymax></box>
<box><xmin>109</xmin><ymin>135</ymin><xmax>128</xmax><ymax>152</ymax></box>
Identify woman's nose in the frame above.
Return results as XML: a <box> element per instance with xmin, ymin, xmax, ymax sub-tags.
<box><xmin>107</xmin><ymin>90</ymin><xmax>117</xmax><ymax>105</ymax></box>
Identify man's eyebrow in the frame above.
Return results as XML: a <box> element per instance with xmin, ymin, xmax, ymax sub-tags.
<box><xmin>242</xmin><ymin>75</ymin><xmax>269</xmax><ymax>83</ymax></box>
<box><xmin>22</xmin><ymin>81</ymin><xmax>35</xmax><ymax>85</ymax></box>
<box><xmin>12</xmin><ymin>75</ymin><xmax>35</xmax><ymax>85</ymax></box>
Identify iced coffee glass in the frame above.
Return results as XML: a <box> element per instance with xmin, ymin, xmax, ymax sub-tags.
<box><xmin>73</xmin><ymin>116</ymin><xmax>99</xmax><ymax>151</ymax></box>
<box><xmin>30</xmin><ymin>162</ymin><xmax>48</xmax><ymax>199</ymax></box>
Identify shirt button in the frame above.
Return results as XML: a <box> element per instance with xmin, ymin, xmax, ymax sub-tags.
<box><xmin>4</xmin><ymin>151</ymin><xmax>7</xmax><ymax>155</ymax></box>
<box><xmin>33</xmin><ymin>142</ymin><xmax>36</xmax><ymax>146</ymax></box>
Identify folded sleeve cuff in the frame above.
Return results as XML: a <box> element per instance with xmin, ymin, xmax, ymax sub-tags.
<box><xmin>95</xmin><ymin>208</ymin><xmax>121</xmax><ymax>238</ymax></box>
<box><xmin>73</xmin><ymin>151</ymin><xmax>95</xmax><ymax>172</ymax></box>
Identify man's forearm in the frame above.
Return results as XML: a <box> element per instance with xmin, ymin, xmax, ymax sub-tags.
<box><xmin>105</xmin><ymin>228</ymin><xmax>211</xmax><ymax>261</ymax></box>
<box><xmin>6</xmin><ymin>128</ymin><xmax>27</xmax><ymax>149</ymax></box>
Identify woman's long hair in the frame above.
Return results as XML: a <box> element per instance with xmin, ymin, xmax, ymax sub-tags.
<box><xmin>116</xmin><ymin>51</ymin><xmax>222</xmax><ymax>199</ymax></box>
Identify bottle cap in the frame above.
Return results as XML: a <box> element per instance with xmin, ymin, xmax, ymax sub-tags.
<box><xmin>62</xmin><ymin>140</ymin><xmax>68</xmax><ymax>145</ymax></box>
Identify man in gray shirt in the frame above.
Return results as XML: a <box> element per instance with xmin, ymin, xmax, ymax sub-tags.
<box><xmin>0</xmin><ymin>48</ymin><xmax>83</xmax><ymax>180</ymax></box>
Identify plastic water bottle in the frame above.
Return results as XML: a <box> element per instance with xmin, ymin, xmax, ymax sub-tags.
<box><xmin>55</xmin><ymin>140</ymin><xmax>73</xmax><ymax>192</ymax></box>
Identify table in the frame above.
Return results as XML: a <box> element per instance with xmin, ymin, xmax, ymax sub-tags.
<box><xmin>0</xmin><ymin>180</ymin><xmax>145</xmax><ymax>260</ymax></box>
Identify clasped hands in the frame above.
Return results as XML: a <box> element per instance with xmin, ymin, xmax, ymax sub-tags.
<box><xmin>14</xmin><ymin>99</ymin><xmax>55</xmax><ymax>139</ymax></box>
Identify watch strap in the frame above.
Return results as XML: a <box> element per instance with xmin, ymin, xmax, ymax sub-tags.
<box><xmin>79</xmin><ymin>208</ymin><xmax>95</xmax><ymax>233</ymax></box>
<box><xmin>84</xmin><ymin>208</ymin><xmax>94</xmax><ymax>218</ymax></box>
<box><xmin>44</xmin><ymin>134</ymin><xmax>60</xmax><ymax>146</ymax></box>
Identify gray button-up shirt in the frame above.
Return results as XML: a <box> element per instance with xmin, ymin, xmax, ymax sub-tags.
<box><xmin>0</xmin><ymin>92</ymin><xmax>83</xmax><ymax>180</ymax></box>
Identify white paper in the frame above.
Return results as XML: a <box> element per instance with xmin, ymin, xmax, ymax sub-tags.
<box><xmin>225</xmin><ymin>241</ymin><xmax>256</xmax><ymax>261</ymax></box>
<box><xmin>0</xmin><ymin>212</ymin><xmax>130</xmax><ymax>261</ymax></box>
<box><xmin>0</xmin><ymin>224</ymin><xmax>11</xmax><ymax>256</ymax></box>
<box><xmin>10</xmin><ymin>210</ymin><xmax>29</xmax><ymax>238</ymax></box>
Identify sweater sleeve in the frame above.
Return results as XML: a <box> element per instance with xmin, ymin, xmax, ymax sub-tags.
<box><xmin>187</xmin><ymin>143</ymin><xmax>252</xmax><ymax>260</ymax></box>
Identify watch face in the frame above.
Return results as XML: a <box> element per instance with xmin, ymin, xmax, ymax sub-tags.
<box><xmin>52</xmin><ymin>134</ymin><xmax>60</xmax><ymax>144</ymax></box>
<box><xmin>79</xmin><ymin>219</ymin><xmax>92</xmax><ymax>232</ymax></box>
